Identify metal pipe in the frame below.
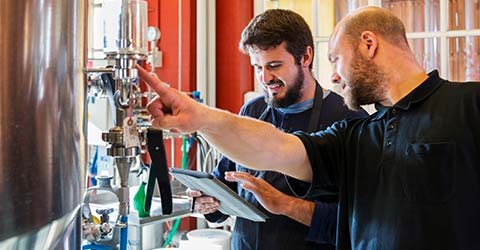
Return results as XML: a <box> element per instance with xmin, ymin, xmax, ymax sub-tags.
<box><xmin>120</xmin><ymin>0</ymin><xmax>133</xmax><ymax>50</ymax></box>
<box><xmin>84</xmin><ymin>68</ymin><xmax>116</xmax><ymax>74</ymax></box>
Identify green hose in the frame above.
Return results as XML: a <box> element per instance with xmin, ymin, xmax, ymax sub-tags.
<box><xmin>181</xmin><ymin>135</ymin><xmax>188</xmax><ymax>170</ymax></box>
<box><xmin>133</xmin><ymin>181</ymin><xmax>149</xmax><ymax>217</ymax></box>
<box><xmin>163</xmin><ymin>135</ymin><xmax>189</xmax><ymax>247</ymax></box>
<box><xmin>162</xmin><ymin>216</ymin><xmax>182</xmax><ymax>247</ymax></box>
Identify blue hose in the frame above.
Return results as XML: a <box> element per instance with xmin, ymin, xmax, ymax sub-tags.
<box><xmin>119</xmin><ymin>215</ymin><xmax>128</xmax><ymax>250</ymax></box>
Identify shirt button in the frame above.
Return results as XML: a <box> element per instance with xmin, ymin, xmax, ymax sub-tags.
<box><xmin>391</xmin><ymin>108</ymin><xmax>397</xmax><ymax>114</ymax></box>
<box><xmin>386</xmin><ymin>140</ymin><xmax>392</xmax><ymax>147</ymax></box>
<box><xmin>388</xmin><ymin>124</ymin><xmax>395</xmax><ymax>130</ymax></box>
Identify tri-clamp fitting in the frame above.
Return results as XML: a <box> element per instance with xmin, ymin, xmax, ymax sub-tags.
<box><xmin>102</xmin><ymin>127</ymin><xmax>141</xmax><ymax>158</ymax></box>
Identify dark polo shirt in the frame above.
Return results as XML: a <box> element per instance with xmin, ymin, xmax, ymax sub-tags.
<box><xmin>289</xmin><ymin>71</ymin><xmax>480</xmax><ymax>250</ymax></box>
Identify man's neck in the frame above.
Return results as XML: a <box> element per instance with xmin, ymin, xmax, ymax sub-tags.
<box><xmin>379</xmin><ymin>53</ymin><xmax>428</xmax><ymax>106</ymax></box>
<box><xmin>298</xmin><ymin>73</ymin><xmax>318</xmax><ymax>103</ymax></box>
<box><xmin>384</xmin><ymin>71</ymin><xmax>428</xmax><ymax>106</ymax></box>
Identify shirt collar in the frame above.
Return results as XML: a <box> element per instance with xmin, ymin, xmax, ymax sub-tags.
<box><xmin>278</xmin><ymin>98</ymin><xmax>314</xmax><ymax>114</ymax></box>
<box><xmin>373</xmin><ymin>70</ymin><xmax>443</xmax><ymax>120</ymax></box>
<box><xmin>276</xmin><ymin>83</ymin><xmax>331</xmax><ymax>115</ymax></box>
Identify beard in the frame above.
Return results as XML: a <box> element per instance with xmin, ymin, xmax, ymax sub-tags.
<box><xmin>264</xmin><ymin>65</ymin><xmax>305</xmax><ymax>108</ymax></box>
<box><xmin>343</xmin><ymin>52</ymin><xmax>387</xmax><ymax>110</ymax></box>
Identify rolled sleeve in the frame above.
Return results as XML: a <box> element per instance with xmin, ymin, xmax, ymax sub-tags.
<box><xmin>286</xmin><ymin>127</ymin><xmax>342</xmax><ymax>199</ymax></box>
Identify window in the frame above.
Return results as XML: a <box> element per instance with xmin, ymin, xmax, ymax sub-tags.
<box><xmin>328</xmin><ymin>0</ymin><xmax>480</xmax><ymax>84</ymax></box>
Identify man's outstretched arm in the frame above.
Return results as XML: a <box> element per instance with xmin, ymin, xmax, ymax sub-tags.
<box><xmin>137</xmin><ymin>65</ymin><xmax>312</xmax><ymax>182</ymax></box>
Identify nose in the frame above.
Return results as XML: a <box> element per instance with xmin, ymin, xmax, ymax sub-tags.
<box><xmin>330</xmin><ymin>73</ymin><xmax>341</xmax><ymax>84</ymax></box>
<box><xmin>260</xmin><ymin>68</ymin><xmax>275</xmax><ymax>84</ymax></box>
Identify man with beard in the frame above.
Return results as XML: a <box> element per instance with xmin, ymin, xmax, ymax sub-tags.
<box><xmin>186</xmin><ymin>9</ymin><xmax>367</xmax><ymax>250</ymax></box>
<box><xmin>138</xmin><ymin>6</ymin><xmax>480</xmax><ymax>250</ymax></box>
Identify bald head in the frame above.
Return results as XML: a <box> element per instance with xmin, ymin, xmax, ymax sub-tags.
<box><xmin>333</xmin><ymin>6</ymin><xmax>409</xmax><ymax>50</ymax></box>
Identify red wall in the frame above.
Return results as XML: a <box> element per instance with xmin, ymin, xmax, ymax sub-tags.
<box><xmin>147</xmin><ymin>0</ymin><xmax>254</xmax><ymax>112</ymax></box>
<box><xmin>216</xmin><ymin>0</ymin><xmax>254</xmax><ymax>113</ymax></box>
<box><xmin>147</xmin><ymin>0</ymin><xmax>196</xmax><ymax>92</ymax></box>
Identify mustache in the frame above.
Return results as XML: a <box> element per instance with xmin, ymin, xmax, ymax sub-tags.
<box><xmin>265</xmin><ymin>79</ymin><xmax>284</xmax><ymax>86</ymax></box>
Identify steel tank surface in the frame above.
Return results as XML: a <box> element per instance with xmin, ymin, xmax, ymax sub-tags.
<box><xmin>0</xmin><ymin>0</ymin><xmax>87</xmax><ymax>249</ymax></box>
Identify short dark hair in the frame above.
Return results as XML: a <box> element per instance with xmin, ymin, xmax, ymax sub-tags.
<box><xmin>239</xmin><ymin>9</ymin><xmax>314</xmax><ymax>69</ymax></box>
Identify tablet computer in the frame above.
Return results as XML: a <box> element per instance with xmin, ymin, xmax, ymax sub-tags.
<box><xmin>170</xmin><ymin>168</ymin><xmax>268</xmax><ymax>222</ymax></box>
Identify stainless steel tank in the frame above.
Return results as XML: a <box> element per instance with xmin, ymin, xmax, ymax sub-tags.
<box><xmin>0</xmin><ymin>0</ymin><xmax>87</xmax><ymax>249</ymax></box>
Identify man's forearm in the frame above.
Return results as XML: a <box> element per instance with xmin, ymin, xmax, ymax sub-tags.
<box><xmin>281</xmin><ymin>195</ymin><xmax>315</xmax><ymax>226</ymax></box>
<box><xmin>199</xmin><ymin>108</ymin><xmax>312</xmax><ymax>182</ymax></box>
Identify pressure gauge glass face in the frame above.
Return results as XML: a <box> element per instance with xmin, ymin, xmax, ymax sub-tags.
<box><xmin>147</xmin><ymin>27</ymin><xmax>161</xmax><ymax>41</ymax></box>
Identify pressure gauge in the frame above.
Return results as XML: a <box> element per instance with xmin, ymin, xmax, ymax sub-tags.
<box><xmin>147</xmin><ymin>26</ymin><xmax>161</xmax><ymax>42</ymax></box>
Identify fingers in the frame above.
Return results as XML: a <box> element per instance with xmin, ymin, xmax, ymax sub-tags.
<box><xmin>147</xmin><ymin>96</ymin><xmax>167</xmax><ymax>129</ymax></box>
<box><xmin>138</xmin><ymin>64</ymin><xmax>195</xmax><ymax>131</ymax></box>
<box><xmin>185</xmin><ymin>189</ymin><xmax>220</xmax><ymax>214</ymax></box>
<box><xmin>194</xmin><ymin>196</ymin><xmax>220</xmax><ymax>214</ymax></box>
<box><xmin>137</xmin><ymin>64</ymin><xmax>174</xmax><ymax>116</ymax></box>
<box><xmin>136</xmin><ymin>64</ymin><xmax>169</xmax><ymax>94</ymax></box>
<box><xmin>186</xmin><ymin>188</ymin><xmax>203</xmax><ymax>198</ymax></box>
<box><xmin>138</xmin><ymin>65</ymin><xmax>172</xmax><ymax>130</ymax></box>
<box><xmin>225</xmin><ymin>171</ymin><xmax>261</xmax><ymax>192</ymax></box>
<box><xmin>147</xmin><ymin>96</ymin><xmax>165</xmax><ymax>117</ymax></box>
<box><xmin>225</xmin><ymin>171</ymin><xmax>255</xmax><ymax>183</ymax></box>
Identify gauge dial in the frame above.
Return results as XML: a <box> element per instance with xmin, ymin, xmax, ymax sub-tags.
<box><xmin>147</xmin><ymin>27</ymin><xmax>161</xmax><ymax>41</ymax></box>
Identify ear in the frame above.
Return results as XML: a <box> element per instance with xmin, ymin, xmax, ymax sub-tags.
<box><xmin>361</xmin><ymin>31</ymin><xmax>378</xmax><ymax>59</ymax></box>
<box><xmin>301</xmin><ymin>46</ymin><xmax>314</xmax><ymax>68</ymax></box>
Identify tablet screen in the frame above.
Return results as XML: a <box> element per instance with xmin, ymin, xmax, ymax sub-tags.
<box><xmin>170</xmin><ymin>168</ymin><xmax>268</xmax><ymax>222</ymax></box>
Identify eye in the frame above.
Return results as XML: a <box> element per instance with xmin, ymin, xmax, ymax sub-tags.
<box><xmin>266</xmin><ymin>63</ymin><xmax>281</xmax><ymax>70</ymax></box>
<box><xmin>328</xmin><ymin>54</ymin><xmax>338</xmax><ymax>64</ymax></box>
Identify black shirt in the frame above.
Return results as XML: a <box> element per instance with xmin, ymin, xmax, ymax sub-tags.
<box><xmin>289</xmin><ymin>71</ymin><xmax>480</xmax><ymax>250</ymax></box>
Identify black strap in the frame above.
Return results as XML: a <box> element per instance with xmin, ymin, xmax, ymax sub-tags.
<box><xmin>258</xmin><ymin>105</ymin><xmax>271</xmax><ymax>121</ymax></box>
<box><xmin>259</xmin><ymin>83</ymin><xmax>323</xmax><ymax>133</ymax></box>
<box><xmin>307</xmin><ymin>83</ymin><xmax>323</xmax><ymax>133</ymax></box>
<box><xmin>145</xmin><ymin>128</ymin><xmax>173</xmax><ymax>215</ymax></box>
